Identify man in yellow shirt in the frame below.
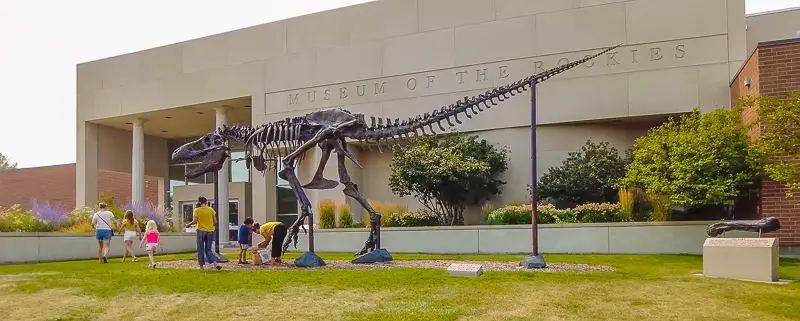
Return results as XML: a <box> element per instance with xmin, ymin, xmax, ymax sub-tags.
<box><xmin>185</xmin><ymin>196</ymin><xmax>222</xmax><ymax>270</ymax></box>
<box><xmin>252</xmin><ymin>221</ymin><xmax>288</xmax><ymax>264</ymax></box>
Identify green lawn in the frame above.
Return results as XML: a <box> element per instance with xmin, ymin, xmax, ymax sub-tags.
<box><xmin>0</xmin><ymin>252</ymin><xmax>798</xmax><ymax>321</ymax></box>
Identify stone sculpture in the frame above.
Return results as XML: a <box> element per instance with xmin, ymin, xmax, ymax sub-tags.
<box><xmin>706</xmin><ymin>217</ymin><xmax>781</xmax><ymax>237</ymax></box>
<box><xmin>171</xmin><ymin>44</ymin><xmax>621</xmax><ymax>266</ymax></box>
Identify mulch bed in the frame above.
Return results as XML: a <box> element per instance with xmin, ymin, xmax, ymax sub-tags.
<box><xmin>155</xmin><ymin>259</ymin><xmax>616</xmax><ymax>273</ymax></box>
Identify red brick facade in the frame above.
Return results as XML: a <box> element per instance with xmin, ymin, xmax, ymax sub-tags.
<box><xmin>731</xmin><ymin>38</ymin><xmax>800</xmax><ymax>247</ymax></box>
<box><xmin>0</xmin><ymin>164</ymin><xmax>159</xmax><ymax>211</ymax></box>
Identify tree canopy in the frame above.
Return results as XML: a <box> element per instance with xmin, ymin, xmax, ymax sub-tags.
<box><xmin>0</xmin><ymin>153</ymin><xmax>18</xmax><ymax>171</ymax></box>
<box><xmin>619</xmin><ymin>108</ymin><xmax>760</xmax><ymax>207</ymax></box>
<box><xmin>740</xmin><ymin>92</ymin><xmax>800</xmax><ymax>197</ymax></box>
<box><xmin>388</xmin><ymin>134</ymin><xmax>509</xmax><ymax>226</ymax></box>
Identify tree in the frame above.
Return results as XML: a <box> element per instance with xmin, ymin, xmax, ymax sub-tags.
<box><xmin>0</xmin><ymin>153</ymin><xmax>18</xmax><ymax>170</ymax></box>
<box><xmin>740</xmin><ymin>92</ymin><xmax>800</xmax><ymax>197</ymax></box>
<box><xmin>620</xmin><ymin>108</ymin><xmax>760</xmax><ymax>207</ymax></box>
<box><xmin>536</xmin><ymin>140</ymin><xmax>630</xmax><ymax>208</ymax></box>
<box><xmin>388</xmin><ymin>134</ymin><xmax>509</xmax><ymax>226</ymax></box>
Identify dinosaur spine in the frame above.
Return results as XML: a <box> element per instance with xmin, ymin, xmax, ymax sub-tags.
<box><xmin>355</xmin><ymin>44</ymin><xmax>621</xmax><ymax>147</ymax></box>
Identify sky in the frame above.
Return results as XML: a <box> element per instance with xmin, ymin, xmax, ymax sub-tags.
<box><xmin>1</xmin><ymin>0</ymin><xmax>799</xmax><ymax>169</ymax></box>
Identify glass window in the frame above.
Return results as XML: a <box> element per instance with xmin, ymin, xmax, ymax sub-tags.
<box><xmin>181</xmin><ymin>202</ymin><xmax>195</xmax><ymax>225</ymax></box>
<box><xmin>230</xmin><ymin>151</ymin><xmax>250</xmax><ymax>183</ymax></box>
<box><xmin>275</xmin><ymin>158</ymin><xmax>299</xmax><ymax>224</ymax></box>
<box><xmin>276</xmin><ymin>186</ymin><xmax>298</xmax><ymax>215</ymax></box>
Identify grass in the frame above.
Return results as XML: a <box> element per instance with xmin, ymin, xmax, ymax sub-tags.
<box><xmin>0</xmin><ymin>252</ymin><xmax>799</xmax><ymax>321</ymax></box>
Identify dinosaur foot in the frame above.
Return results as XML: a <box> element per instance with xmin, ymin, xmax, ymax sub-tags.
<box><xmin>302</xmin><ymin>177</ymin><xmax>339</xmax><ymax>190</ymax></box>
<box><xmin>352</xmin><ymin>249</ymin><xmax>393</xmax><ymax>264</ymax></box>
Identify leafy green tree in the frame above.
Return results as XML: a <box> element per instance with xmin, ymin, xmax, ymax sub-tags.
<box><xmin>536</xmin><ymin>140</ymin><xmax>630</xmax><ymax>208</ymax></box>
<box><xmin>620</xmin><ymin>108</ymin><xmax>760</xmax><ymax>207</ymax></box>
<box><xmin>388</xmin><ymin>134</ymin><xmax>509</xmax><ymax>226</ymax></box>
<box><xmin>740</xmin><ymin>92</ymin><xmax>800</xmax><ymax>197</ymax></box>
<box><xmin>0</xmin><ymin>153</ymin><xmax>18</xmax><ymax>170</ymax></box>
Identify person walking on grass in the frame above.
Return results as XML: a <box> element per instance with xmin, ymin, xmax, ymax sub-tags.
<box><xmin>252</xmin><ymin>221</ymin><xmax>288</xmax><ymax>264</ymax></box>
<box><xmin>119</xmin><ymin>210</ymin><xmax>141</xmax><ymax>262</ymax></box>
<box><xmin>139</xmin><ymin>220</ymin><xmax>163</xmax><ymax>268</ymax></box>
<box><xmin>91</xmin><ymin>203</ymin><xmax>116</xmax><ymax>263</ymax></box>
<box><xmin>185</xmin><ymin>196</ymin><xmax>222</xmax><ymax>270</ymax></box>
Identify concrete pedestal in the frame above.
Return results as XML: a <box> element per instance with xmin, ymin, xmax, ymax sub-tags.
<box><xmin>702</xmin><ymin>237</ymin><xmax>779</xmax><ymax>283</ymax></box>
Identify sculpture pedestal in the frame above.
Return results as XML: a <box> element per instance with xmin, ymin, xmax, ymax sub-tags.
<box><xmin>702</xmin><ymin>237</ymin><xmax>779</xmax><ymax>283</ymax></box>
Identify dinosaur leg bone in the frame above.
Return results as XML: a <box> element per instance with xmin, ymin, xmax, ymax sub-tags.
<box><xmin>334</xmin><ymin>146</ymin><xmax>389</xmax><ymax>261</ymax></box>
<box><xmin>301</xmin><ymin>142</ymin><xmax>339</xmax><ymax>190</ymax></box>
<box><xmin>278</xmin><ymin>163</ymin><xmax>326</xmax><ymax>267</ymax></box>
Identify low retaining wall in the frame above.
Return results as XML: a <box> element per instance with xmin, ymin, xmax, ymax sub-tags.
<box><xmin>285</xmin><ymin>221</ymin><xmax>760</xmax><ymax>255</ymax></box>
<box><xmin>0</xmin><ymin>232</ymin><xmax>197</xmax><ymax>264</ymax></box>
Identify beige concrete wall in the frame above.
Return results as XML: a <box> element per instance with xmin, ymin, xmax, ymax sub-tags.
<box><xmin>77</xmin><ymin>0</ymin><xmax>749</xmax><ymax>218</ymax></box>
<box><xmin>746</xmin><ymin>7</ymin><xmax>800</xmax><ymax>53</ymax></box>
<box><xmin>285</xmin><ymin>221</ymin><xmax>759</xmax><ymax>255</ymax></box>
<box><xmin>0</xmin><ymin>232</ymin><xmax>197</xmax><ymax>264</ymax></box>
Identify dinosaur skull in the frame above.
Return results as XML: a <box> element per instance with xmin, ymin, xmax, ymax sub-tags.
<box><xmin>171</xmin><ymin>132</ymin><xmax>230</xmax><ymax>178</ymax></box>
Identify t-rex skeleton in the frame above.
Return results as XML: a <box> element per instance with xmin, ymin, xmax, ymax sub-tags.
<box><xmin>171</xmin><ymin>44</ymin><xmax>620</xmax><ymax>265</ymax></box>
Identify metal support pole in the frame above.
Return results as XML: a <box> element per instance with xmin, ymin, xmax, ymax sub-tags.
<box><xmin>522</xmin><ymin>80</ymin><xmax>546</xmax><ymax>269</ymax></box>
<box><xmin>213</xmin><ymin>171</ymin><xmax>229</xmax><ymax>262</ymax></box>
<box><xmin>214</xmin><ymin>171</ymin><xmax>220</xmax><ymax>254</ymax></box>
<box><xmin>531</xmin><ymin>80</ymin><xmax>539</xmax><ymax>257</ymax></box>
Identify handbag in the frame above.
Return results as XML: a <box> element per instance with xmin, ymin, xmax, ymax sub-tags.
<box><xmin>95</xmin><ymin>213</ymin><xmax>116</xmax><ymax>236</ymax></box>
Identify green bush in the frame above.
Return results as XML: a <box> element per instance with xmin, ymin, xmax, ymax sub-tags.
<box><xmin>318</xmin><ymin>199</ymin><xmax>337</xmax><ymax>229</ymax></box>
<box><xmin>484</xmin><ymin>204</ymin><xmax>577</xmax><ymax>225</ymax></box>
<box><xmin>537</xmin><ymin>140</ymin><xmax>630</xmax><ymax>208</ymax></box>
<box><xmin>0</xmin><ymin>205</ymin><xmax>53</xmax><ymax>232</ymax></box>
<box><xmin>386</xmin><ymin>211</ymin><xmax>439</xmax><ymax>227</ymax></box>
<box><xmin>573</xmin><ymin>203</ymin><xmax>622</xmax><ymax>223</ymax></box>
<box><xmin>337</xmin><ymin>203</ymin><xmax>353</xmax><ymax>228</ymax></box>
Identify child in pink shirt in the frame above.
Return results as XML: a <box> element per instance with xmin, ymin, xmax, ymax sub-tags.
<box><xmin>139</xmin><ymin>220</ymin><xmax>164</xmax><ymax>268</ymax></box>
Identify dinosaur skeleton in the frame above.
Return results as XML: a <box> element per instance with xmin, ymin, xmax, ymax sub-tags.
<box><xmin>172</xmin><ymin>44</ymin><xmax>620</xmax><ymax>264</ymax></box>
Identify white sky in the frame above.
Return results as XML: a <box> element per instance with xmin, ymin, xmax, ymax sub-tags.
<box><xmin>0</xmin><ymin>0</ymin><xmax>799</xmax><ymax>168</ymax></box>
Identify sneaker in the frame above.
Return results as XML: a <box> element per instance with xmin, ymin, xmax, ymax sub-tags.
<box><xmin>132</xmin><ymin>257</ymin><xmax>138</xmax><ymax>262</ymax></box>
<box><xmin>215</xmin><ymin>265</ymin><xmax>222</xmax><ymax>270</ymax></box>
<box><xmin>121</xmin><ymin>257</ymin><xmax>126</xmax><ymax>263</ymax></box>
<box><xmin>102</xmin><ymin>257</ymin><xmax>107</xmax><ymax>263</ymax></box>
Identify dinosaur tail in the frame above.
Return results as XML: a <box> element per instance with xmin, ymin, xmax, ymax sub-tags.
<box><xmin>354</xmin><ymin>44</ymin><xmax>621</xmax><ymax>143</ymax></box>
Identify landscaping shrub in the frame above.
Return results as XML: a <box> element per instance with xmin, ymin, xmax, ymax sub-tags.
<box><xmin>337</xmin><ymin>203</ymin><xmax>353</xmax><ymax>228</ymax></box>
<box><xmin>318</xmin><ymin>199</ymin><xmax>337</xmax><ymax>229</ymax></box>
<box><xmin>537</xmin><ymin>140</ymin><xmax>630</xmax><ymax>208</ymax></box>
<box><xmin>648</xmin><ymin>192</ymin><xmax>670</xmax><ymax>222</ymax></box>
<box><xmin>573</xmin><ymin>203</ymin><xmax>622</xmax><ymax>223</ymax></box>
<box><xmin>618</xmin><ymin>188</ymin><xmax>635</xmax><ymax>222</ymax></box>
<box><xmin>484</xmin><ymin>203</ymin><xmax>576</xmax><ymax>225</ymax></box>
<box><xmin>389</xmin><ymin>134</ymin><xmax>509</xmax><ymax>226</ymax></box>
<box><xmin>57</xmin><ymin>221</ymin><xmax>94</xmax><ymax>233</ymax></box>
<box><xmin>30</xmin><ymin>199</ymin><xmax>69</xmax><ymax>229</ymax></box>
<box><xmin>0</xmin><ymin>204</ymin><xmax>52</xmax><ymax>232</ymax></box>
<box><xmin>386</xmin><ymin>210</ymin><xmax>439</xmax><ymax>227</ymax></box>
<box><xmin>620</xmin><ymin>108</ymin><xmax>759</xmax><ymax>211</ymax></box>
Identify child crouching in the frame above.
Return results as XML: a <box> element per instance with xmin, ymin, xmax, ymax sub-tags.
<box><xmin>139</xmin><ymin>220</ymin><xmax>164</xmax><ymax>268</ymax></box>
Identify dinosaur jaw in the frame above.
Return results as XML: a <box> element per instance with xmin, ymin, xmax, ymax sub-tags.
<box><xmin>184</xmin><ymin>149</ymin><xmax>230</xmax><ymax>179</ymax></box>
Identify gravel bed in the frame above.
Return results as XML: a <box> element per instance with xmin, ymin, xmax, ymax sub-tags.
<box><xmin>155</xmin><ymin>259</ymin><xmax>615</xmax><ymax>273</ymax></box>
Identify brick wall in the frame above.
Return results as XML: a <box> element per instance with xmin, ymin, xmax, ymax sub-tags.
<box><xmin>758</xmin><ymin>41</ymin><xmax>800</xmax><ymax>99</ymax></box>
<box><xmin>731</xmin><ymin>49</ymin><xmax>761</xmax><ymax>140</ymax></box>
<box><xmin>0</xmin><ymin>164</ymin><xmax>160</xmax><ymax>211</ymax></box>
<box><xmin>731</xmin><ymin>39</ymin><xmax>800</xmax><ymax>246</ymax></box>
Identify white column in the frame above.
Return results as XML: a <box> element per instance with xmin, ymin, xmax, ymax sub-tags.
<box><xmin>132</xmin><ymin>118</ymin><xmax>146</xmax><ymax>207</ymax></box>
<box><xmin>215</xmin><ymin>106</ymin><xmax>230</xmax><ymax>243</ymax></box>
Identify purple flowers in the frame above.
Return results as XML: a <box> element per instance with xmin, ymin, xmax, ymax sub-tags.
<box><xmin>30</xmin><ymin>199</ymin><xmax>69</xmax><ymax>227</ymax></box>
<box><xmin>124</xmin><ymin>200</ymin><xmax>166</xmax><ymax>224</ymax></box>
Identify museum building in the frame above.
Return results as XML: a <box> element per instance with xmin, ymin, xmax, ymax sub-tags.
<box><xmin>58</xmin><ymin>0</ymin><xmax>800</xmax><ymax>244</ymax></box>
